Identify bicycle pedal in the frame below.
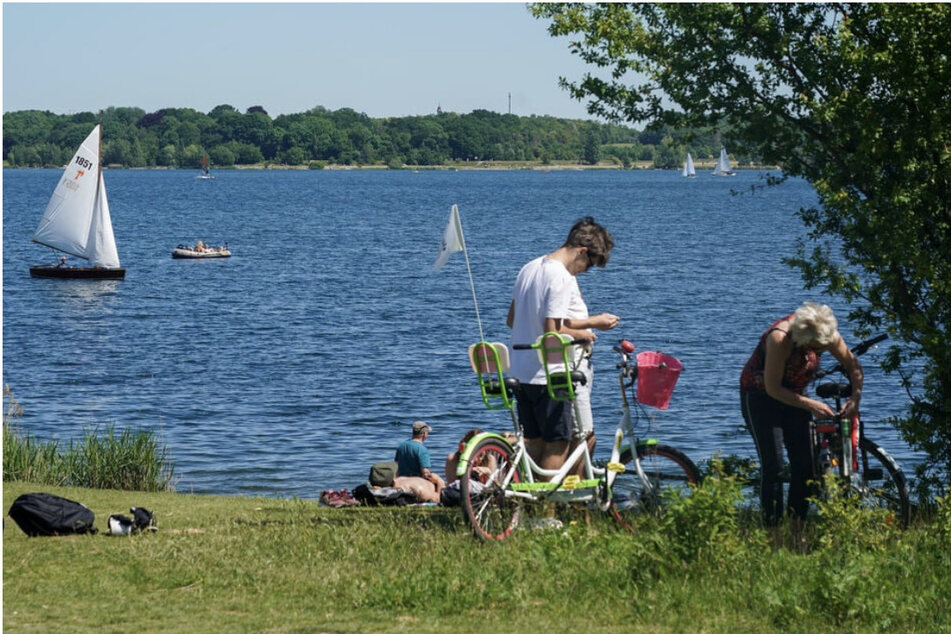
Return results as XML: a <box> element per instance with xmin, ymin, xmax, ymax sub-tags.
<box><xmin>606</xmin><ymin>462</ymin><xmax>625</xmax><ymax>473</ymax></box>
<box><xmin>562</xmin><ymin>475</ymin><xmax>580</xmax><ymax>490</ymax></box>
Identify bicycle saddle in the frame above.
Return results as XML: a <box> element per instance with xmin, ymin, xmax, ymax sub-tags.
<box><xmin>816</xmin><ymin>381</ymin><xmax>851</xmax><ymax>399</ymax></box>
<box><xmin>484</xmin><ymin>377</ymin><xmax>520</xmax><ymax>396</ymax></box>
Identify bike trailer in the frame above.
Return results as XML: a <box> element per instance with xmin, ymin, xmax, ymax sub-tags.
<box><xmin>636</xmin><ymin>351</ymin><xmax>683</xmax><ymax>410</ymax></box>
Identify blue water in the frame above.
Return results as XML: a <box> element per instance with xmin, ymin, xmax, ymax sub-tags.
<box><xmin>2</xmin><ymin>168</ymin><xmax>918</xmax><ymax>497</ymax></box>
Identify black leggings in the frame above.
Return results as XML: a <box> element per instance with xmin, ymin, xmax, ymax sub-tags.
<box><xmin>740</xmin><ymin>390</ymin><xmax>816</xmax><ymax>526</ymax></box>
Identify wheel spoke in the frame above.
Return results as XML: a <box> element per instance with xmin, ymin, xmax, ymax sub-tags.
<box><xmin>610</xmin><ymin>444</ymin><xmax>700</xmax><ymax>531</ymax></box>
<box><xmin>462</xmin><ymin>439</ymin><xmax>521</xmax><ymax>540</ymax></box>
<box><xmin>853</xmin><ymin>438</ymin><xmax>911</xmax><ymax>527</ymax></box>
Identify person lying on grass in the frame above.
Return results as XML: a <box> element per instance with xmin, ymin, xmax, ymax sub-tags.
<box><xmin>392</xmin><ymin>476</ymin><xmax>439</xmax><ymax>503</ymax></box>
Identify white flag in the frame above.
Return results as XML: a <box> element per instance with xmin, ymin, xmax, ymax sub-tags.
<box><xmin>434</xmin><ymin>204</ymin><xmax>466</xmax><ymax>270</ymax></box>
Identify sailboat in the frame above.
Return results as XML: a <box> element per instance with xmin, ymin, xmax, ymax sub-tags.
<box><xmin>712</xmin><ymin>148</ymin><xmax>736</xmax><ymax>177</ymax></box>
<box><xmin>198</xmin><ymin>154</ymin><xmax>214</xmax><ymax>179</ymax></box>
<box><xmin>682</xmin><ymin>152</ymin><xmax>696</xmax><ymax>177</ymax></box>
<box><xmin>29</xmin><ymin>125</ymin><xmax>125</xmax><ymax>279</ymax></box>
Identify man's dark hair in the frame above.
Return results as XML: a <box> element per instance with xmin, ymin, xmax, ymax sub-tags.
<box><xmin>563</xmin><ymin>216</ymin><xmax>614</xmax><ymax>267</ymax></box>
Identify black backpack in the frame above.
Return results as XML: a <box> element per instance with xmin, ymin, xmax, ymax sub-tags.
<box><xmin>8</xmin><ymin>492</ymin><xmax>97</xmax><ymax>537</ymax></box>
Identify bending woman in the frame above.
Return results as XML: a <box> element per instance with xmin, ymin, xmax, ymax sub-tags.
<box><xmin>739</xmin><ymin>302</ymin><xmax>863</xmax><ymax>526</ymax></box>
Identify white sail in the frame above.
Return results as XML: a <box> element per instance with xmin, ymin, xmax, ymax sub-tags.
<box><xmin>31</xmin><ymin>125</ymin><xmax>120</xmax><ymax>267</ymax></box>
<box><xmin>32</xmin><ymin>126</ymin><xmax>101</xmax><ymax>259</ymax></box>
<box><xmin>86</xmin><ymin>171</ymin><xmax>121</xmax><ymax>268</ymax></box>
<box><xmin>683</xmin><ymin>153</ymin><xmax>695</xmax><ymax>177</ymax></box>
<box><xmin>712</xmin><ymin>148</ymin><xmax>734</xmax><ymax>176</ymax></box>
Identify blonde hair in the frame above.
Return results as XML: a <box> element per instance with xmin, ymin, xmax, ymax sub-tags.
<box><xmin>790</xmin><ymin>302</ymin><xmax>839</xmax><ymax>347</ymax></box>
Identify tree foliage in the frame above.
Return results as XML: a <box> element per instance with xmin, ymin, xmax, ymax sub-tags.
<box><xmin>532</xmin><ymin>2</ymin><xmax>951</xmax><ymax>489</ymax></box>
<box><xmin>3</xmin><ymin>104</ymin><xmax>732</xmax><ymax>170</ymax></box>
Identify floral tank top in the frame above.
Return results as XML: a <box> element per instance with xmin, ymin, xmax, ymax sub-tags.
<box><xmin>740</xmin><ymin>315</ymin><xmax>821</xmax><ymax>394</ymax></box>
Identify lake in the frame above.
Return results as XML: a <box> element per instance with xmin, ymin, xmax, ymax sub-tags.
<box><xmin>1</xmin><ymin>167</ymin><xmax>918</xmax><ymax>497</ymax></box>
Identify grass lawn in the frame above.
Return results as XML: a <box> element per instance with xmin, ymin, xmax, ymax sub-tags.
<box><xmin>4</xmin><ymin>480</ymin><xmax>950</xmax><ymax>633</ymax></box>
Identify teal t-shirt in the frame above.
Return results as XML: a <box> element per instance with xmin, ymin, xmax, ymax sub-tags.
<box><xmin>395</xmin><ymin>439</ymin><xmax>431</xmax><ymax>477</ymax></box>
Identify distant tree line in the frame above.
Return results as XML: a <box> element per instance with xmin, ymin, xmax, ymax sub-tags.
<box><xmin>2</xmin><ymin>105</ymin><xmax>756</xmax><ymax>169</ymax></box>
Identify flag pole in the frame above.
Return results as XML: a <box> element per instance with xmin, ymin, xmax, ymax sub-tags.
<box><xmin>460</xmin><ymin>233</ymin><xmax>486</xmax><ymax>345</ymax></box>
<box><xmin>434</xmin><ymin>204</ymin><xmax>486</xmax><ymax>344</ymax></box>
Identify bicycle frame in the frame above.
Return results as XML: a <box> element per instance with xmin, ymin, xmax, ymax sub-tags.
<box><xmin>812</xmin><ymin>408</ymin><xmax>859</xmax><ymax>479</ymax></box>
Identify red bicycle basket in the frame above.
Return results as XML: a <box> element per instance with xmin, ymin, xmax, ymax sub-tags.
<box><xmin>636</xmin><ymin>351</ymin><xmax>683</xmax><ymax>410</ymax></box>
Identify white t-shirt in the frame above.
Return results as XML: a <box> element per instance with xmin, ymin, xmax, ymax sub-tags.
<box><xmin>568</xmin><ymin>277</ymin><xmax>595</xmax><ymax>435</ymax></box>
<box><xmin>509</xmin><ymin>256</ymin><xmax>576</xmax><ymax>384</ymax></box>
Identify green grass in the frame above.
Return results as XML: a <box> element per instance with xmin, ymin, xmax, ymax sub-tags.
<box><xmin>4</xmin><ymin>479</ymin><xmax>951</xmax><ymax>634</ymax></box>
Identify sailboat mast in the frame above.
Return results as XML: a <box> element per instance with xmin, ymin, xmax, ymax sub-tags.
<box><xmin>97</xmin><ymin>124</ymin><xmax>103</xmax><ymax>183</ymax></box>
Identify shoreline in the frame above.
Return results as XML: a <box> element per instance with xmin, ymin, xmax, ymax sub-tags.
<box><xmin>5</xmin><ymin>160</ymin><xmax>782</xmax><ymax>172</ymax></box>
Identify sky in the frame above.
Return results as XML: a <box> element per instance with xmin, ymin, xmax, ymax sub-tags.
<box><xmin>1</xmin><ymin>2</ymin><xmax>604</xmax><ymax>121</ymax></box>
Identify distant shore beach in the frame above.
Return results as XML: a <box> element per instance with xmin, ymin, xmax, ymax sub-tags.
<box><xmin>4</xmin><ymin>159</ymin><xmax>781</xmax><ymax>172</ymax></box>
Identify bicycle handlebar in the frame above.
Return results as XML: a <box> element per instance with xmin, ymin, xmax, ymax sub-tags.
<box><xmin>513</xmin><ymin>337</ymin><xmax>591</xmax><ymax>351</ymax></box>
<box><xmin>851</xmin><ymin>333</ymin><xmax>888</xmax><ymax>357</ymax></box>
<box><xmin>815</xmin><ymin>333</ymin><xmax>887</xmax><ymax>379</ymax></box>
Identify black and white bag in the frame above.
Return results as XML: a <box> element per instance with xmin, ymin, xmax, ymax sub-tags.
<box><xmin>8</xmin><ymin>492</ymin><xmax>97</xmax><ymax>537</ymax></box>
<box><xmin>107</xmin><ymin>506</ymin><xmax>157</xmax><ymax>535</ymax></box>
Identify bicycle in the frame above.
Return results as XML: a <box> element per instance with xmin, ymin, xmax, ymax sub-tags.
<box><xmin>457</xmin><ymin>332</ymin><xmax>701</xmax><ymax>541</ymax></box>
<box><xmin>809</xmin><ymin>333</ymin><xmax>911</xmax><ymax>526</ymax></box>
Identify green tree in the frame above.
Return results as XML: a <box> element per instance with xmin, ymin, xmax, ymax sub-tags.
<box><xmin>180</xmin><ymin>144</ymin><xmax>203</xmax><ymax>169</ymax></box>
<box><xmin>208</xmin><ymin>104</ymin><xmax>242</xmax><ymax>144</ymax></box>
<box><xmin>209</xmin><ymin>145</ymin><xmax>236</xmax><ymax>167</ymax></box>
<box><xmin>3</xmin><ymin>104</ymin><xmax>661</xmax><ymax>169</ymax></box>
<box><xmin>281</xmin><ymin>146</ymin><xmax>307</xmax><ymax>166</ymax></box>
<box><xmin>652</xmin><ymin>134</ymin><xmax>681</xmax><ymax>169</ymax></box>
<box><xmin>156</xmin><ymin>144</ymin><xmax>178</xmax><ymax>167</ymax></box>
<box><xmin>581</xmin><ymin>124</ymin><xmax>601</xmax><ymax>165</ymax></box>
<box><xmin>231</xmin><ymin>142</ymin><xmax>264</xmax><ymax>165</ymax></box>
<box><xmin>532</xmin><ymin>3</ymin><xmax>951</xmax><ymax>489</ymax></box>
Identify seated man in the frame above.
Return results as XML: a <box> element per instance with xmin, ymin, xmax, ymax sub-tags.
<box><xmin>395</xmin><ymin>421</ymin><xmax>445</xmax><ymax>495</ymax></box>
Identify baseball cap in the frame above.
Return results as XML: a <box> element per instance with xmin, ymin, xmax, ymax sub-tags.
<box><xmin>412</xmin><ymin>421</ymin><xmax>432</xmax><ymax>434</ymax></box>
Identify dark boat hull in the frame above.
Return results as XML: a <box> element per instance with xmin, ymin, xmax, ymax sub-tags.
<box><xmin>30</xmin><ymin>265</ymin><xmax>126</xmax><ymax>279</ymax></box>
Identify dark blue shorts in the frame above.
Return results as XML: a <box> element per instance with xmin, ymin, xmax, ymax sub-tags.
<box><xmin>516</xmin><ymin>383</ymin><xmax>573</xmax><ymax>443</ymax></box>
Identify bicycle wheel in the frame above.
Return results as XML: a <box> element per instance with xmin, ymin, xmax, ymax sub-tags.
<box><xmin>610</xmin><ymin>443</ymin><xmax>701</xmax><ymax>531</ymax></box>
<box><xmin>461</xmin><ymin>438</ymin><xmax>522</xmax><ymax>541</ymax></box>
<box><xmin>852</xmin><ymin>437</ymin><xmax>911</xmax><ymax>527</ymax></box>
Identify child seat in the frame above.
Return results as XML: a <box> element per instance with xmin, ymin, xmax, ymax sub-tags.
<box><xmin>536</xmin><ymin>332</ymin><xmax>588</xmax><ymax>402</ymax></box>
<box><xmin>468</xmin><ymin>341</ymin><xmax>519</xmax><ymax>410</ymax></box>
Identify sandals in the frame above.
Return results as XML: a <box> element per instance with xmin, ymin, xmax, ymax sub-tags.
<box><xmin>319</xmin><ymin>489</ymin><xmax>360</xmax><ymax>508</ymax></box>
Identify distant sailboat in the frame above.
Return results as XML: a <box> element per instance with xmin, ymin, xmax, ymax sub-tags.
<box><xmin>712</xmin><ymin>148</ymin><xmax>736</xmax><ymax>177</ymax></box>
<box><xmin>198</xmin><ymin>154</ymin><xmax>214</xmax><ymax>179</ymax></box>
<box><xmin>682</xmin><ymin>153</ymin><xmax>696</xmax><ymax>177</ymax></box>
<box><xmin>30</xmin><ymin>125</ymin><xmax>125</xmax><ymax>279</ymax></box>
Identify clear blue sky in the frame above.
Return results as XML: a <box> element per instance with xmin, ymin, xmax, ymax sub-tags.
<box><xmin>2</xmin><ymin>2</ymin><xmax>603</xmax><ymax>120</ymax></box>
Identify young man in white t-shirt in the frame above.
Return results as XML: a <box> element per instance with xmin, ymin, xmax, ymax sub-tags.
<box><xmin>507</xmin><ymin>217</ymin><xmax>620</xmax><ymax>476</ymax></box>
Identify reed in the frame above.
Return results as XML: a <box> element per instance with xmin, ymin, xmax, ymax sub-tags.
<box><xmin>3</xmin><ymin>385</ymin><xmax>174</xmax><ymax>492</ymax></box>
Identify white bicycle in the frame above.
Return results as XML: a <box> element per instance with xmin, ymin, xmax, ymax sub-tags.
<box><xmin>458</xmin><ymin>333</ymin><xmax>701</xmax><ymax>541</ymax></box>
